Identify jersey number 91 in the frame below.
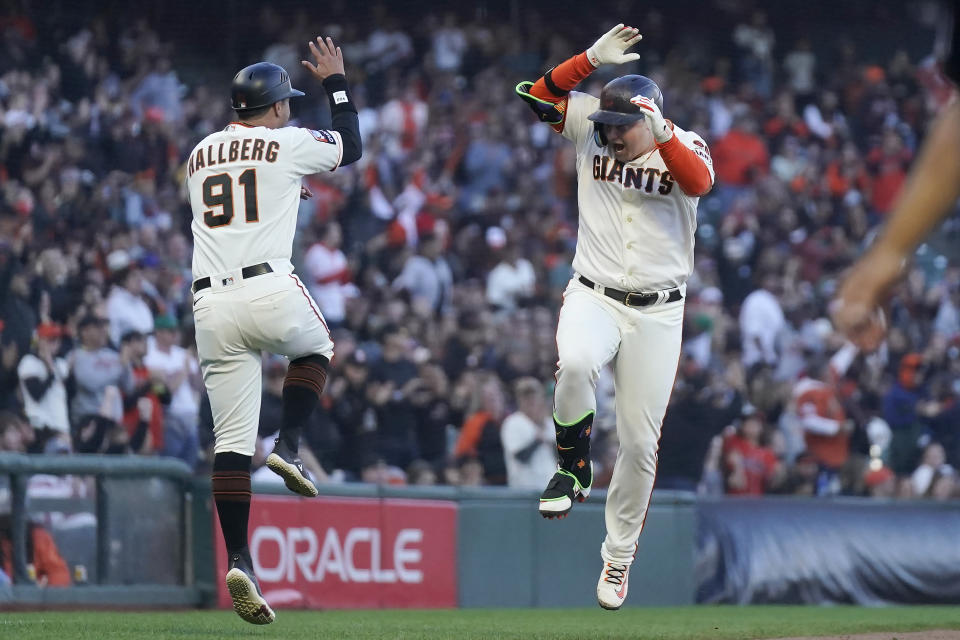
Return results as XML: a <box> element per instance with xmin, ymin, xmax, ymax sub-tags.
<box><xmin>203</xmin><ymin>169</ymin><xmax>259</xmax><ymax>227</ymax></box>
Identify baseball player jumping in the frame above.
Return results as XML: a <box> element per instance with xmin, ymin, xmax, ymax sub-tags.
<box><xmin>186</xmin><ymin>37</ymin><xmax>361</xmax><ymax>624</ymax></box>
<box><xmin>516</xmin><ymin>24</ymin><xmax>714</xmax><ymax>609</ymax></box>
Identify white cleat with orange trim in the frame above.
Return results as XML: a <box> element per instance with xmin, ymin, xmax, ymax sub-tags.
<box><xmin>597</xmin><ymin>562</ymin><xmax>630</xmax><ymax>610</ymax></box>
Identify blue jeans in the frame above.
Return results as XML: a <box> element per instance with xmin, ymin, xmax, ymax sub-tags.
<box><xmin>162</xmin><ymin>413</ymin><xmax>199</xmax><ymax>470</ymax></box>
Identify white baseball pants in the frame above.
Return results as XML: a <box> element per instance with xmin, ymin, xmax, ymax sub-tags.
<box><xmin>193</xmin><ymin>262</ymin><xmax>334</xmax><ymax>457</ymax></box>
<box><xmin>554</xmin><ymin>277</ymin><xmax>684</xmax><ymax>564</ymax></box>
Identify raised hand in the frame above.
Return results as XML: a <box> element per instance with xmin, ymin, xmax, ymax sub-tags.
<box><xmin>301</xmin><ymin>36</ymin><xmax>345</xmax><ymax>82</ymax></box>
<box><xmin>630</xmin><ymin>94</ymin><xmax>671</xmax><ymax>143</ymax></box>
<box><xmin>586</xmin><ymin>24</ymin><xmax>642</xmax><ymax>67</ymax></box>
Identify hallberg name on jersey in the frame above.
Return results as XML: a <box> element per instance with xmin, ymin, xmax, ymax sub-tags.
<box><xmin>187</xmin><ymin>138</ymin><xmax>280</xmax><ymax>177</ymax></box>
<box><xmin>591</xmin><ymin>155</ymin><xmax>675</xmax><ymax>195</ymax></box>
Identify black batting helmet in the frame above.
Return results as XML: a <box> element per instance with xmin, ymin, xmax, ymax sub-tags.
<box><xmin>587</xmin><ymin>75</ymin><xmax>663</xmax><ymax>126</ymax></box>
<box><xmin>230</xmin><ymin>62</ymin><xmax>304</xmax><ymax>111</ymax></box>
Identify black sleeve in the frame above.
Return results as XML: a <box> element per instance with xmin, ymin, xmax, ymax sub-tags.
<box><xmin>513</xmin><ymin>438</ymin><xmax>543</xmax><ymax>464</ymax></box>
<box><xmin>64</xmin><ymin>370</ymin><xmax>76</xmax><ymax>401</ymax></box>
<box><xmin>321</xmin><ymin>74</ymin><xmax>362</xmax><ymax>166</ymax></box>
<box><xmin>129</xmin><ymin>418</ymin><xmax>149</xmax><ymax>452</ymax></box>
<box><xmin>23</xmin><ymin>372</ymin><xmax>55</xmax><ymax>402</ymax></box>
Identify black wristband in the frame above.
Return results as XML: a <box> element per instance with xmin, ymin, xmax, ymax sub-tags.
<box><xmin>321</xmin><ymin>74</ymin><xmax>357</xmax><ymax>115</ymax></box>
<box><xmin>543</xmin><ymin>68</ymin><xmax>568</xmax><ymax>97</ymax></box>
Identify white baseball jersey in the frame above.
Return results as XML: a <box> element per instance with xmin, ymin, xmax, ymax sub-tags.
<box><xmin>546</xmin><ymin>88</ymin><xmax>715</xmax><ymax>567</ymax></box>
<box><xmin>186</xmin><ymin>123</ymin><xmax>344</xmax><ymax>279</ymax></box>
<box><xmin>560</xmin><ymin>91</ymin><xmax>714</xmax><ymax>292</ymax></box>
<box><xmin>187</xmin><ymin>121</ymin><xmax>342</xmax><ymax>457</ymax></box>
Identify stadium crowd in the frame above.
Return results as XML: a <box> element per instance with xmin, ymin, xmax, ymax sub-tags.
<box><xmin>1</xmin><ymin>1</ymin><xmax>959</xmax><ymax>500</ymax></box>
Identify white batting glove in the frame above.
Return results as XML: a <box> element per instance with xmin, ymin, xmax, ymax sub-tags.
<box><xmin>585</xmin><ymin>24</ymin><xmax>642</xmax><ymax>67</ymax></box>
<box><xmin>631</xmin><ymin>95</ymin><xmax>672</xmax><ymax>143</ymax></box>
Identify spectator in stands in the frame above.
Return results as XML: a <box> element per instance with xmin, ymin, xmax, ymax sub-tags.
<box><xmin>379</xmin><ymin>84</ymin><xmax>429</xmax><ymax>160</ymax></box>
<box><xmin>500</xmin><ymin>377</ymin><xmax>556</xmax><ymax>490</ymax></box>
<box><xmin>739</xmin><ymin>271</ymin><xmax>785</xmax><ymax>368</ymax></box>
<box><xmin>144</xmin><ymin>315</ymin><xmax>200</xmax><ymax>468</ymax></box>
<box><xmin>431</xmin><ymin>13</ymin><xmax>467</xmax><ymax>72</ymax></box>
<box><xmin>733</xmin><ymin>10</ymin><xmax>775</xmax><ymax>97</ymax></box>
<box><xmin>407</xmin><ymin>362</ymin><xmax>453</xmax><ymax>469</ymax></box>
<box><xmin>0</xmin><ymin>519</ymin><xmax>70</xmax><ymax>587</ymax></box>
<box><xmin>392</xmin><ymin>232</ymin><xmax>453</xmax><ymax>317</ymax></box>
<box><xmin>791</xmin><ymin>359</ymin><xmax>853</xmax><ymax>495</ymax></box>
<box><xmin>130</xmin><ymin>56</ymin><xmax>183</xmax><ymax>125</ymax></box>
<box><xmin>722</xmin><ymin>405</ymin><xmax>784</xmax><ymax>495</ymax></box>
<box><xmin>17</xmin><ymin>323</ymin><xmax>70</xmax><ymax>452</ymax></box>
<box><xmin>304</xmin><ymin>222</ymin><xmax>351</xmax><ymax>328</ymax></box>
<box><xmin>711</xmin><ymin>115</ymin><xmax>769</xmax><ymax>187</ymax></box>
<box><xmin>659</xmin><ymin>358</ymin><xmax>742</xmax><ymax>490</ymax></box>
<box><xmin>0</xmin><ymin>411</ymin><xmax>33</xmax><ymax>453</ymax></box>
<box><xmin>328</xmin><ymin>349</ymin><xmax>378</xmax><ymax>479</ymax></box>
<box><xmin>119</xmin><ymin>330</ymin><xmax>164</xmax><ymax>454</ymax></box>
<box><xmin>783</xmin><ymin>38</ymin><xmax>816</xmax><ymax>103</ymax></box>
<box><xmin>883</xmin><ymin>353</ymin><xmax>928</xmax><ymax>474</ymax></box>
<box><xmin>32</xmin><ymin>248</ymin><xmax>78</xmax><ymax>325</ymax></box>
<box><xmin>865</xmin><ymin>128</ymin><xmax>912</xmax><ymax>216</ymax></box>
<box><xmin>781</xmin><ymin>450</ymin><xmax>820</xmax><ymax>496</ymax></box>
<box><xmin>359</xmin><ymin>455</ymin><xmax>407</xmax><ymax>486</ymax></box>
<box><xmin>0</xmin><ymin>250</ymin><xmax>37</xmax><ymax>363</ymax></box>
<box><xmin>69</xmin><ymin>314</ymin><xmax>128</xmax><ymax>426</ymax></box>
<box><xmin>454</xmin><ymin>373</ymin><xmax>507</xmax><ymax>485</ymax></box>
<box><xmin>460</xmin><ymin>121</ymin><xmax>513</xmax><ymax>210</ymax></box>
<box><xmin>105</xmin><ymin>250</ymin><xmax>154</xmax><ymax>346</ymax></box>
<box><xmin>368</xmin><ymin>325</ymin><xmax>420</xmax><ymax>469</ymax></box>
<box><xmin>456</xmin><ymin>456</ymin><xmax>485</xmax><ymax>487</ymax></box>
<box><xmin>486</xmin><ymin>237</ymin><xmax>536</xmax><ymax>312</ymax></box>
<box><xmin>407</xmin><ymin>459</ymin><xmax>438</xmax><ymax>485</ymax></box>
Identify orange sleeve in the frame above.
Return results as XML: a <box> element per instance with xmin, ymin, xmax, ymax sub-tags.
<box><xmin>526</xmin><ymin>52</ymin><xmax>596</xmax><ymax>135</ymax></box>
<box><xmin>656</xmin><ymin>133</ymin><xmax>713</xmax><ymax>197</ymax></box>
<box><xmin>454</xmin><ymin>412</ymin><xmax>489</xmax><ymax>458</ymax></box>
<box><xmin>529</xmin><ymin>52</ymin><xmax>596</xmax><ymax>103</ymax></box>
<box><xmin>32</xmin><ymin>527</ymin><xmax>70</xmax><ymax>587</ymax></box>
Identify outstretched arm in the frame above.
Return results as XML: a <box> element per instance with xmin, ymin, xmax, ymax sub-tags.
<box><xmin>517</xmin><ymin>24</ymin><xmax>642</xmax><ymax>130</ymax></box>
<box><xmin>832</xmin><ymin>100</ymin><xmax>960</xmax><ymax>350</ymax></box>
<box><xmin>302</xmin><ymin>36</ymin><xmax>362</xmax><ymax>166</ymax></box>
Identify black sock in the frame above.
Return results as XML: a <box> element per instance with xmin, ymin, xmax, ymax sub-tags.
<box><xmin>212</xmin><ymin>452</ymin><xmax>252</xmax><ymax>559</ymax></box>
<box><xmin>281</xmin><ymin>354</ymin><xmax>328</xmax><ymax>452</ymax></box>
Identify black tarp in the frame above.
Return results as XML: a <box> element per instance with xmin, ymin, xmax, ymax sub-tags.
<box><xmin>697</xmin><ymin>498</ymin><xmax>960</xmax><ymax>604</ymax></box>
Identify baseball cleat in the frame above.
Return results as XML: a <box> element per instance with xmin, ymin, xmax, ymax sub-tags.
<box><xmin>547</xmin><ymin>412</ymin><xmax>594</xmax><ymax>518</ymax></box>
<box><xmin>539</xmin><ymin>468</ymin><xmax>591</xmax><ymax>518</ymax></box>
<box><xmin>266</xmin><ymin>438</ymin><xmax>318</xmax><ymax>497</ymax></box>
<box><xmin>226</xmin><ymin>553</ymin><xmax>275</xmax><ymax>625</ymax></box>
<box><xmin>597</xmin><ymin>562</ymin><xmax>630</xmax><ymax>610</ymax></box>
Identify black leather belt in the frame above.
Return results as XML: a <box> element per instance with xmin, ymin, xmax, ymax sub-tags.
<box><xmin>192</xmin><ymin>262</ymin><xmax>274</xmax><ymax>293</ymax></box>
<box><xmin>578</xmin><ymin>275</ymin><xmax>683</xmax><ymax>307</ymax></box>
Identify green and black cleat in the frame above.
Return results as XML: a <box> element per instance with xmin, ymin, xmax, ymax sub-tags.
<box><xmin>539</xmin><ymin>412</ymin><xmax>594</xmax><ymax>519</ymax></box>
